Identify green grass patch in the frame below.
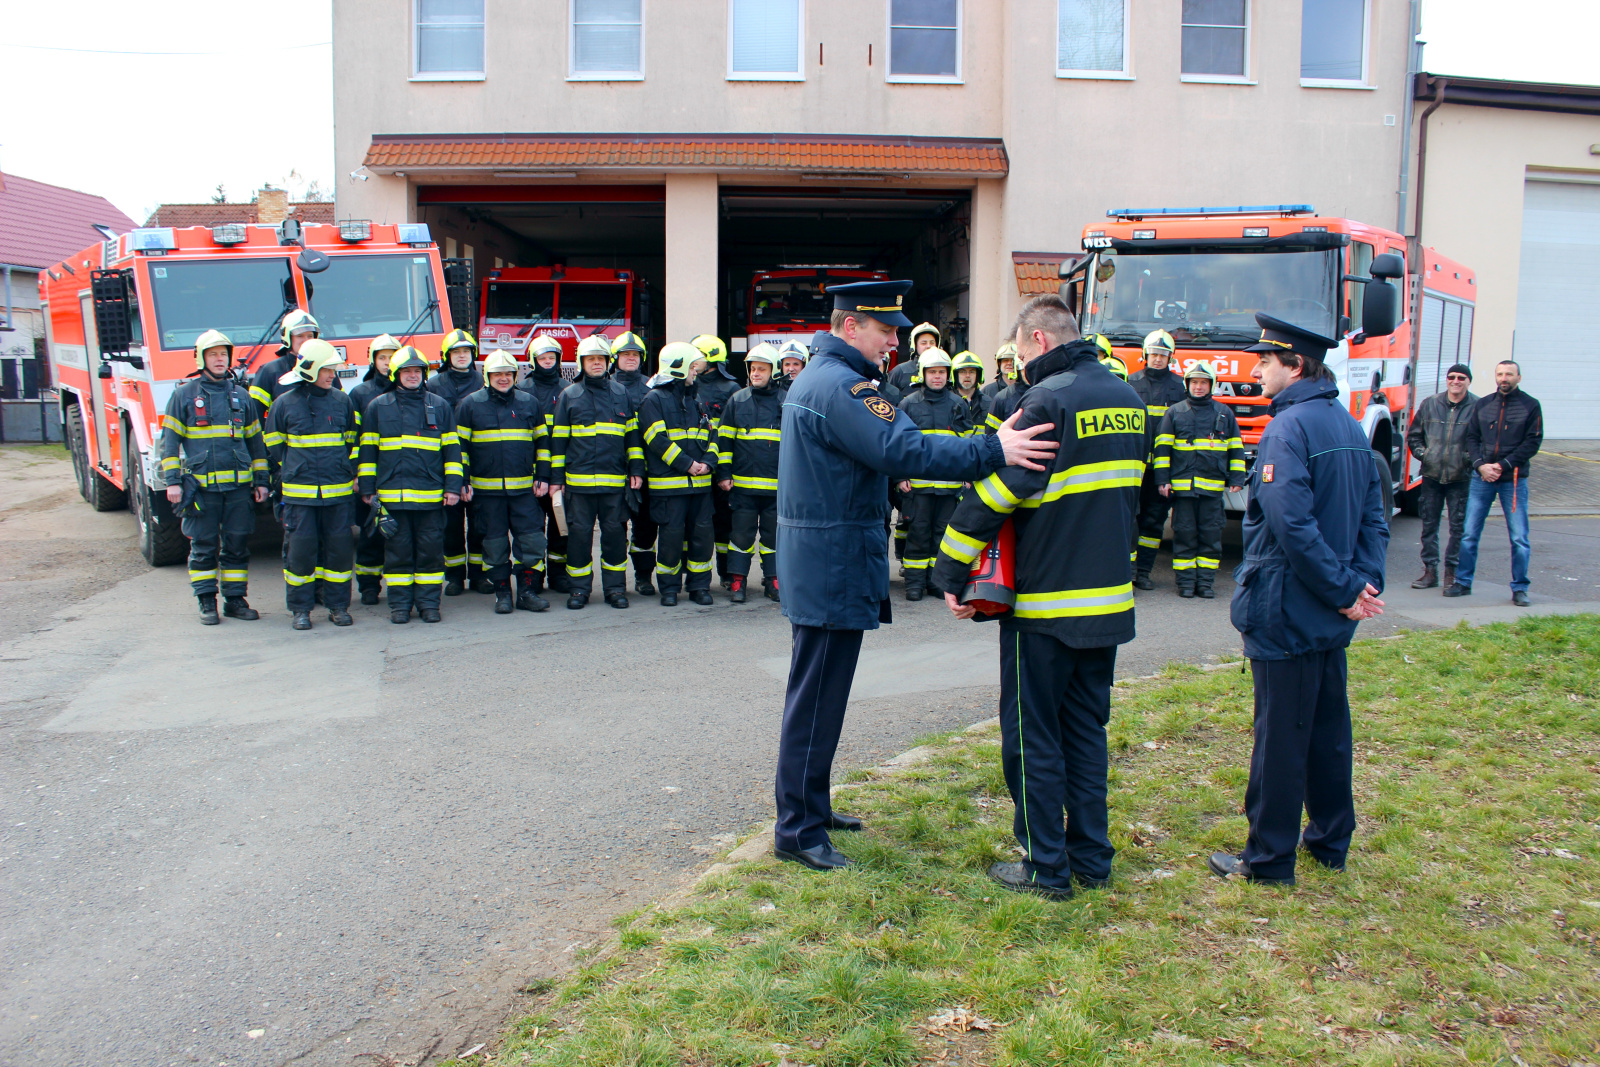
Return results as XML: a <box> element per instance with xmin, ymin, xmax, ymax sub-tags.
<box><xmin>0</xmin><ymin>442</ymin><xmax>69</xmax><ymax>462</ymax></box>
<box><xmin>490</xmin><ymin>616</ymin><xmax>1600</xmax><ymax>1065</ymax></box>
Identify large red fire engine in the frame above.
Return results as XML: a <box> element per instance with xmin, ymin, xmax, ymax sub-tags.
<box><xmin>42</xmin><ymin>220</ymin><xmax>461</xmax><ymax>565</ymax></box>
<box><xmin>1065</xmin><ymin>205</ymin><xmax>1475</xmax><ymax>513</ymax></box>
<box><xmin>476</xmin><ymin>266</ymin><xmax>640</xmax><ymax>376</ymax></box>
<box><xmin>740</xmin><ymin>267</ymin><xmax>888</xmax><ymax>352</ymax></box>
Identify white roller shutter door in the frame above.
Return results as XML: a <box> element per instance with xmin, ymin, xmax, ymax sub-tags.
<box><xmin>1515</xmin><ymin>179</ymin><xmax>1600</xmax><ymax>438</ymax></box>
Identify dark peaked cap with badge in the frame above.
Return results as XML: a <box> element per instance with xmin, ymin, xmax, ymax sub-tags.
<box><xmin>829</xmin><ymin>279</ymin><xmax>914</xmax><ymax>328</ymax></box>
<box><xmin>1246</xmin><ymin>312</ymin><xmax>1338</xmax><ymax>359</ymax></box>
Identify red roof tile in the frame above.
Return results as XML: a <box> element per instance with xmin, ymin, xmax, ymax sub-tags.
<box><xmin>143</xmin><ymin>201</ymin><xmax>338</xmax><ymax>227</ymax></box>
<box><xmin>0</xmin><ymin>173</ymin><xmax>137</xmax><ymax>271</ymax></box>
<box><xmin>364</xmin><ymin>133</ymin><xmax>1009</xmax><ymax>176</ymax></box>
<box><xmin>1012</xmin><ymin>252</ymin><xmax>1082</xmax><ymax>296</ymax></box>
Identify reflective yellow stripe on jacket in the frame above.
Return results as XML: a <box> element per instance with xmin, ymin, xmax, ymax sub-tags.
<box><xmin>1013</xmin><ymin>582</ymin><xmax>1134</xmax><ymax>618</ymax></box>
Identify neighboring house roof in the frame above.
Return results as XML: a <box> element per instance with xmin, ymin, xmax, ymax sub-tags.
<box><xmin>1414</xmin><ymin>72</ymin><xmax>1600</xmax><ymax>116</ymax></box>
<box><xmin>0</xmin><ymin>172</ymin><xmax>137</xmax><ymax>271</ymax></box>
<box><xmin>143</xmin><ymin>201</ymin><xmax>337</xmax><ymax>227</ymax></box>
<box><xmin>364</xmin><ymin>133</ymin><xmax>1010</xmax><ymax>177</ymax></box>
<box><xmin>1012</xmin><ymin>252</ymin><xmax>1082</xmax><ymax>296</ymax></box>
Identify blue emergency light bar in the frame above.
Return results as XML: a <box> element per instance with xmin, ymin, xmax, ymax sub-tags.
<box><xmin>1107</xmin><ymin>205</ymin><xmax>1316</xmax><ymax>219</ymax></box>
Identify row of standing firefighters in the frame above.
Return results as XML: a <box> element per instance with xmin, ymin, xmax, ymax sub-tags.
<box><xmin>157</xmin><ymin>312</ymin><xmax>1246</xmax><ymax>628</ymax></box>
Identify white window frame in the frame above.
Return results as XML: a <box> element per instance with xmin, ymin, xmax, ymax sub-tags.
<box><xmin>1179</xmin><ymin>0</ymin><xmax>1254</xmax><ymax>85</ymax></box>
<box><xmin>1055</xmin><ymin>0</ymin><xmax>1133</xmax><ymax>80</ymax></box>
<box><xmin>727</xmin><ymin>0</ymin><xmax>806</xmax><ymax>82</ymax></box>
<box><xmin>568</xmin><ymin>0</ymin><xmax>646</xmax><ymax>82</ymax></box>
<box><xmin>1299</xmin><ymin>0</ymin><xmax>1372</xmax><ymax>89</ymax></box>
<box><xmin>886</xmin><ymin>0</ymin><xmax>963</xmax><ymax>85</ymax></box>
<box><xmin>411</xmin><ymin>0</ymin><xmax>487</xmax><ymax>82</ymax></box>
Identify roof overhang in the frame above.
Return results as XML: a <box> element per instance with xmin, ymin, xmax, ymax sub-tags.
<box><xmin>364</xmin><ymin>133</ymin><xmax>1009</xmax><ymax>180</ymax></box>
<box><xmin>1414</xmin><ymin>73</ymin><xmax>1600</xmax><ymax>116</ymax></box>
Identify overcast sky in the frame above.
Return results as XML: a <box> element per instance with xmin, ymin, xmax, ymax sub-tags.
<box><xmin>1</xmin><ymin>0</ymin><xmax>1595</xmax><ymax>224</ymax></box>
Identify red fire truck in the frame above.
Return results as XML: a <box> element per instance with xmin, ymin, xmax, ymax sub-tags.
<box><xmin>476</xmin><ymin>266</ymin><xmax>641</xmax><ymax>376</ymax></box>
<box><xmin>42</xmin><ymin>220</ymin><xmax>462</xmax><ymax>565</ymax></box>
<box><xmin>740</xmin><ymin>266</ymin><xmax>888</xmax><ymax>352</ymax></box>
<box><xmin>1065</xmin><ymin>205</ymin><xmax>1475</xmax><ymax>513</ymax></box>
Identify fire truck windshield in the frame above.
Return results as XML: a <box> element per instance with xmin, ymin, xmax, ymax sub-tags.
<box><xmin>558</xmin><ymin>284</ymin><xmax>628</xmax><ymax>326</ymax></box>
<box><xmin>308</xmin><ymin>254</ymin><xmax>442</xmax><ymax>340</ymax></box>
<box><xmin>1084</xmin><ymin>248</ymin><xmax>1341</xmax><ymax>347</ymax></box>
<box><xmin>147</xmin><ymin>257</ymin><xmax>294</xmax><ymax>352</ymax></box>
<box><xmin>485</xmin><ymin>281</ymin><xmax>555</xmax><ymax>322</ymax></box>
<box><xmin>752</xmin><ymin>277</ymin><xmax>831</xmax><ymax>324</ymax></box>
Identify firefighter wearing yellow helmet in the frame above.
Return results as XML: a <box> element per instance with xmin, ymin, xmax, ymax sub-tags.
<box><xmin>638</xmin><ymin>341</ymin><xmax>717</xmax><ymax>606</ymax></box>
<box><xmin>262</xmin><ymin>339</ymin><xmax>359</xmax><ymax>630</ymax></box>
<box><xmin>1100</xmin><ymin>353</ymin><xmax>1129</xmax><ymax>381</ymax></box>
<box><xmin>1127</xmin><ymin>327</ymin><xmax>1189</xmax><ymax>589</ymax></box>
<box><xmin>158</xmin><ymin>328</ymin><xmax>270</xmax><ymax>625</ymax></box>
<box><xmin>517</xmin><ymin>334</ymin><xmax>570</xmax><ymax>598</ymax></box>
<box><xmin>249</xmin><ymin>309</ymin><xmax>325</xmax><ymax>409</ymax></box>
<box><xmin>690</xmin><ymin>334</ymin><xmax>740</xmax><ymax>585</ymax></box>
<box><xmin>1151</xmin><ymin>360</ymin><xmax>1246</xmax><ymax>599</ymax></box>
<box><xmin>608</xmin><ymin>331</ymin><xmax>660</xmax><ymax>594</ymax></box>
<box><xmin>426</xmin><ymin>328</ymin><xmax>487</xmax><ymax>594</ymax></box>
<box><xmin>984</xmin><ymin>341</ymin><xmax>1018</xmax><ymax>402</ymax></box>
<box><xmin>350</xmin><ymin>333</ymin><xmax>405</xmax><ymax>604</ymax></box>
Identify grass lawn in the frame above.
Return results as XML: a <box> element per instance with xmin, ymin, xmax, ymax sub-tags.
<box><xmin>467</xmin><ymin>615</ymin><xmax>1600</xmax><ymax>1066</ymax></box>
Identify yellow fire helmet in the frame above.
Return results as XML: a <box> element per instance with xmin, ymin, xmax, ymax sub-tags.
<box><xmin>657</xmin><ymin>341</ymin><xmax>703</xmax><ymax>380</ymax></box>
<box><xmin>1100</xmin><ymin>354</ymin><xmax>1129</xmax><ymax>381</ymax></box>
<box><xmin>1143</xmin><ymin>328</ymin><xmax>1176</xmax><ymax>357</ymax></box>
<box><xmin>691</xmin><ymin>334</ymin><xmax>728</xmax><ymax>363</ymax></box>
<box><xmin>528</xmin><ymin>335</ymin><xmax>564</xmax><ymax>359</ymax></box>
<box><xmin>917</xmin><ymin>347</ymin><xmax>953</xmax><ymax>371</ymax></box>
<box><xmin>950</xmin><ymin>349</ymin><xmax>984</xmax><ymax>385</ymax></box>
<box><xmin>1184</xmin><ymin>360</ymin><xmax>1218</xmax><ymax>385</ymax></box>
<box><xmin>610</xmin><ymin>331</ymin><xmax>646</xmax><ymax>358</ymax></box>
<box><xmin>482</xmin><ymin>350</ymin><xmax>519</xmax><ymax>376</ymax></box>
<box><xmin>745</xmin><ymin>342</ymin><xmax>780</xmax><ymax>368</ymax></box>
<box><xmin>368</xmin><ymin>333</ymin><xmax>402</xmax><ymax>357</ymax></box>
<box><xmin>388</xmin><ymin>346</ymin><xmax>431</xmax><ymax>381</ymax></box>
<box><xmin>193</xmin><ymin>328</ymin><xmax>234</xmax><ymax>370</ymax></box>
<box><xmin>440</xmin><ymin>328</ymin><xmax>478</xmax><ymax>365</ymax></box>
<box><xmin>281</xmin><ymin>309</ymin><xmax>319</xmax><ymax>348</ymax></box>
<box><xmin>1092</xmin><ymin>333</ymin><xmax>1114</xmax><ymax>359</ymax></box>
<box><xmin>576</xmin><ymin>334</ymin><xmax>614</xmax><ymax>362</ymax></box>
<box><xmin>909</xmin><ymin>321</ymin><xmax>940</xmax><ymax>346</ymax></box>
<box><xmin>278</xmin><ymin>338</ymin><xmax>346</xmax><ymax>386</ymax></box>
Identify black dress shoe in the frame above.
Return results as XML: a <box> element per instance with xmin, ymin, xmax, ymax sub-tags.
<box><xmin>606</xmin><ymin>592</ymin><xmax>629</xmax><ymax>609</ymax></box>
<box><xmin>1178</xmin><ymin>587</ymin><xmax>1196</xmax><ymax>598</ymax></box>
<box><xmin>775</xmin><ymin>842</ymin><xmax>852</xmax><ymax>871</ymax></box>
<box><xmin>987</xmin><ymin>861</ymin><xmax>1074</xmax><ymax>900</ymax></box>
<box><xmin>1443</xmin><ymin>583</ymin><xmax>1472</xmax><ymax>597</ymax></box>
<box><xmin>419</xmin><ymin>607</ymin><xmax>442</xmax><ymax>623</ymax></box>
<box><xmin>517</xmin><ymin>590</ymin><xmax>549</xmax><ymax>612</ymax></box>
<box><xmin>444</xmin><ymin>580</ymin><xmax>464</xmax><ymax>597</ymax></box>
<box><xmin>494</xmin><ymin>592</ymin><xmax>514</xmax><ymax>614</ymax></box>
<box><xmin>223</xmin><ymin>596</ymin><xmax>259</xmax><ymax>620</ymax></box>
<box><xmin>827</xmin><ymin>813</ymin><xmax>863</xmax><ymax>832</ymax></box>
<box><xmin>1197</xmin><ymin>586</ymin><xmax>1215</xmax><ymax>599</ymax></box>
<box><xmin>566</xmin><ymin>593</ymin><xmax>588</xmax><ymax>610</ymax></box>
<box><xmin>1132</xmin><ymin>573</ymin><xmax>1154</xmax><ymax>590</ymax></box>
<box><xmin>360</xmin><ymin>587</ymin><xmax>381</xmax><ymax>606</ymax></box>
<box><xmin>1512</xmin><ymin>590</ymin><xmax>1530</xmax><ymax>607</ymax></box>
<box><xmin>328</xmin><ymin>608</ymin><xmax>354</xmax><ymax>626</ymax></box>
<box><xmin>291</xmin><ymin>611</ymin><xmax>313</xmax><ymax>631</ymax></box>
<box><xmin>390</xmin><ymin>609</ymin><xmax>410</xmax><ymax>624</ymax></box>
<box><xmin>660</xmin><ymin>590</ymin><xmax>678</xmax><ymax>606</ymax></box>
<box><xmin>1206</xmin><ymin>852</ymin><xmax>1294</xmax><ymax>885</ymax></box>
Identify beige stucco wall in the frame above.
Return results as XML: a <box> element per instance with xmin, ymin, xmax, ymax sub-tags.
<box><xmin>334</xmin><ymin>0</ymin><xmax>1411</xmax><ymax>352</ymax></box>
<box><xmin>1407</xmin><ymin>104</ymin><xmax>1600</xmax><ymax>381</ymax></box>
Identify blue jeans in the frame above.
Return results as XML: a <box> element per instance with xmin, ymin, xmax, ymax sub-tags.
<box><xmin>1455</xmin><ymin>472</ymin><xmax>1530</xmax><ymax>591</ymax></box>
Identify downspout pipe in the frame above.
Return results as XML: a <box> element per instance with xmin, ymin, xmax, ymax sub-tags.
<box><xmin>1408</xmin><ymin>76</ymin><xmax>1448</xmax><ymax>382</ymax></box>
<box><xmin>1394</xmin><ymin>0</ymin><xmax>1422</xmax><ymax>234</ymax></box>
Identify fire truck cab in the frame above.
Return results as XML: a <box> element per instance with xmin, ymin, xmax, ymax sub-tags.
<box><xmin>740</xmin><ymin>267</ymin><xmax>888</xmax><ymax>353</ymax></box>
<box><xmin>476</xmin><ymin>266</ymin><xmax>640</xmax><ymax>377</ymax></box>
<box><xmin>42</xmin><ymin>220</ymin><xmax>460</xmax><ymax>566</ymax></box>
<box><xmin>1067</xmin><ymin>205</ymin><xmax>1472</xmax><ymax>514</ymax></box>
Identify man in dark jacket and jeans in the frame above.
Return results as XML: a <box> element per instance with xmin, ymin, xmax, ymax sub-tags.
<box><xmin>1448</xmin><ymin>360</ymin><xmax>1542</xmax><ymax>606</ymax></box>
<box><xmin>1405</xmin><ymin>363</ymin><xmax>1476</xmax><ymax>590</ymax></box>
<box><xmin>1210</xmin><ymin>314</ymin><xmax>1389</xmax><ymax>887</ymax></box>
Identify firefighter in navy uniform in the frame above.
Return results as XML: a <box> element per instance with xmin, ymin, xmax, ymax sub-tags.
<box><xmin>640</xmin><ymin>342</ymin><xmax>718</xmax><ymax>606</ymax></box>
<box><xmin>159</xmin><ymin>329</ymin><xmax>270</xmax><ymax>625</ymax></box>
<box><xmin>349</xmin><ymin>334</ymin><xmax>401</xmax><ymax>605</ymax></box>
<box><xmin>610</xmin><ymin>332</ymin><xmax>659</xmax><ymax>595</ymax></box>
<box><xmin>1127</xmin><ymin>329</ymin><xmax>1188</xmax><ymax>588</ymax></box>
<box><xmin>691</xmin><ymin>334</ymin><xmax>740</xmax><ymax>587</ymax></box>
<box><xmin>951</xmin><ymin>349</ymin><xmax>990</xmax><ymax>433</ymax></box>
<box><xmin>249</xmin><ymin>310</ymin><xmax>323</xmax><ymax>411</ymax></box>
<box><xmin>456</xmin><ymin>350</ymin><xmax>549</xmax><ymax>614</ymax></box>
<box><xmin>519</xmin><ymin>335</ymin><xmax>569</xmax><ymax>597</ymax></box>
<box><xmin>1209</xmin><ymin>314</ymin><xmax>1389</xmax><ymax>886</ymax></box>
<box><xmin>428</xmin><ymin>329</ymin><xmax>486</xmax><ymax>595</ymax></box>
<box><xmin>777</xmin><ymin>341</ymin><xmax>807</xmax><ymax>397</ymax></box>
<box><xmin>772</xmin><ymin>280</ymin><xmax>1058</xmax><ymax>872</ymax></box>
<box><xmin>932</xmin><ymin>295</ymin><xmax>1146</xmax><ymax>899</ymax></box>
<box><xmin>716</xmin><ymin>342</ymin><xmax>783</xmax><ymax>603</ymax></box>
<box><xmin>358</xmin><ymin>346</ymin><xmax>464</xmax><ymax>624</ymax></box>
<box><xmin>546</xmin><ymin>336</ymin><xmax>644</xmax><ymax>609</ymax></box>
<box><xmin>888</xmin><ymin>320</ymin><xmax>940</xmax><ymax>396</ymax></box>
<box><xmin>263</xmin><ymin>339</ymin><xmax>359</xmax><ymax>630</ymax></box>
<box><xmin>896</xmin><ymin>348</ymin><xmax>974</xmax><ymax>601</ymax></box>
<box><xmin>982</xmin><ymin>341</ymin><xmax>1018</xmax><ymax>402</ymax></box>
<box><xmin>1153</xmin><ymin>361</ymin><xmax>1247</xmax><ymax>598</ymax></box>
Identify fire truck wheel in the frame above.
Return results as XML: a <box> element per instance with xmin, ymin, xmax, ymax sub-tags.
<box><xmin>65</xmin><ymin>402</ymin><xmax>92</xmax><ymax>503</ymax></box>
<box><xmin>126</xmin><ymin>430</ymin><xmax>186</xmax><ymax>567</ymax></box>
<box><xmin>74</xmin><ymin>402</ymin><xmax>126</xmax><ymax>512</ymax></box>
<box><xmin>1373</xmin><ymin>449</ymin><xmax>1395</xmax><ymax>518</ymax></box>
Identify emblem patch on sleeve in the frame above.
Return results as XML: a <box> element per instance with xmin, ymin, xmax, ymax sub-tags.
<box><xmin>1261</xmin><ymin>464</ymin><xmax>1274</xmax><ymax>483</ymax></box>
<box><xmin>863</xmin><ymin>396</ymin><xmax>896</xmax><ymax>421</ymax></box>
<box><xmin>849</xmin><ymin>381</ymin><xmax>875</xmax><ymax>396</ymax></box>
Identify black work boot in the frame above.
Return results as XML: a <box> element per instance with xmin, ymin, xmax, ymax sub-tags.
<box><xmin>291</xmin><ymin>611</ymin><xmax>313</xmax><ymax>631</ymax></box>
<box><xmin>390</xmin><ymin>608</ymin><xmax>410</xmax><ymax>624</ymax></box>
<box><xmin>444</xmin><ymin>579</ymin><xmax>464</xmax><ymax>597</ymax></box>
<box><xmin>471</xmin><ymin>577</ymin><xmax>496</xmax><ymax>594</ymax></box>
<box><xmin>1412</xmin><ymin>566</ymin><xmax>1438</xmax><ymax>589</ymax></box>
<box><xmin>547</xmin><ymin>568</ymin><xmax>571</xmax><ymax>595</ymax></box>
<box><xmin>1132</xmin><ymin>572</ymin><xmax>1154</xmax><ymax>590</ymax></box>
<box><xmin>660</xmin><ymin>588</ymin><xmax>678</xmax><ymax>606</ymax></box>
<box><xmin>729</xmin><ymin>575</ymin><xmax>747</xmax><ymax>604</ymax></box>
<box><xmin>1197</xmin><ymin>583</ymin><xmax>1215</xmax><ymax>599</ymax></box>
<box><xmin>360</xmin><ymin>586</ymin><xmax>381</xmax><ymax>606</ymax></box>
<box><xmin>566</xmin><ymin>592</ymin><xmax>589</xmax><ymax>610</ymax></box>
<box><xmin>197</xmin><ymin>594</ymin><xmax>220</xmax><ymax>626</ymax></box>
<box><xmin>605</xmin><ymin>591</ymin><xmax>629</xmax><ymax>609</ymax></box>
<box><xmin>494</xmin><ymin>590</ymin><xmax>515</xmax><ymax>614</ymax></box>
<box><xmin>765</xmin><ymin>578</ymin><xmax>780</xmax><ymax>603</ymax></box>
<box><xmin>328</xmin><ymin>608</ymin><xmax>353</xmax><ymax>626</ymax></box>
<box><xmin>633</xmin><ymin>558</ymin><xmax>655</xmax><ymax>596</ymax></box>
<box><xmin>419</xmin><ymin>607</ymin><xmax>442</xmax><ymax>623</ymax></box>
<box><xmin>517</xmin><ymin>589</ymin><xmax>549</xmax><ymax>612</ymax></box>
<box><xmin>905</xmin><ymin>582</ymin><xmax>925</xmax><ymax>602</ymax></box>
<box><xmin>223</xmin><ymin>596</ymin><xmax>259</xmax><ymax>620</ymax></box>
<box><xmin>1178</xmin><ymin>585</ymin><xmax>1196</xmax><ymax>599</ymax></box>
<box><xmin>690</xmin><ymin>589</ymin><xmax>714</xmax><ymax>606</ymax></box>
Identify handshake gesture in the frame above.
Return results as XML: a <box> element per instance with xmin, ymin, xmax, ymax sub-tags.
<box><xmin>1340</xmin><ymin>583</ymin><xmax>1385</xmax><ymax>622</ymax></box>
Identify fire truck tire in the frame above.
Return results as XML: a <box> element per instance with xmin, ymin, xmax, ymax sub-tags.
<box><xmin>126</xmin><ymin>429</ymin><xmax>186</xmax><ymax>566</ymax></box>
<box><xmin>65</xmin><ymin>402</ymin><xmax>92</xmax><ymax>503</ymax></box>
<box><xmin>1374</xmin><ymin>449</ymin><xmax>1395</xmax><ymax>517</ymax></box>
<box><xmin>72</xmin><ymin>401</ymin><xmax>127</xmax><ymax>512</ymax></box>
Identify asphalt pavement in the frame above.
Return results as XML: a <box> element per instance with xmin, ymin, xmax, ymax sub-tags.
<box><xmin>1</xmin><ymin>446</ymin><xmax>1595</xmax><ymax>1067</ymax></box>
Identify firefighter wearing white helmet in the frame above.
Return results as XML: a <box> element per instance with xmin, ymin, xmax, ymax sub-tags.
<box><xmin>350</xmin><ymin>333</ymin><xmax>404</xmax><ymax>604</ymax></box>
<box><xmin>608</xmin><ymin>331</ymin><xmax>659</xmax><ymax>595</ymax></box>
<box><xmin>454</xmin><ymin>350</ymin><xmax>550</xmax><ymax>615</ymax></box>
<box><xmin>250</xmin><ymin>309</ymin><xmax>326</xmax><ymax>409</ymax></box>
<box><xmin>888</xmin><ymin>320</ymin><xmax>939</xmax><ymax>395</ymax></box>
<box><xmin>262</xmin><ymin>338</ymin><xmax>359</xmax><ymax>630</ymax></box>
<box><xmin>714</xmin><ymin>342</ymin><xmax>783</xmax><ymax>602</ymax></box>
<box><xmin>777</xmin><ymin>341</ymin><xmax>808</xmax><ymax>395</ymax></box>
<box><xmin>158</xmin><ymin>328</ymin><xmax>270</xmax><ymax>625</ymax></box>
<box><xmin>638</xmin><ymin>341</ymin><xmax>717</xmax><ymax>606</ymax></box>
<box><xmin>894</xmin><ymin>347</ymin><xmax>973</xmax><ymax>601</ymax></box>
<box><xmin>691</xmin><ymin>334</ymin><xmax>740</xmax><ymax>586</ymax></box>
<box><xmin>983</xmin><ymin>341</ymin><xmax>1018</xmax><ymax>402</ymax></box>
<box><xmin>426</xmin><ymin>328</ymin><xmax>487</xmax><ymax>594</ymax></box>
<box><xmin>518</xmin><ymin>334</ymin><xmax>571</xmax><ymax>597</ymax></box>
<box><xmin>1127</xmin><ymin>327</ymin><xmax>1188</xmax><ymax>589</ymax></box>
<box><xmin>1152</xmin><ymin>359</ymin><xmax>1246</xmax><ymax>599</ymax></box>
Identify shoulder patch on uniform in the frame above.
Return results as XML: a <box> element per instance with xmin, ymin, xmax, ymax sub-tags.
<box><xmin>1261</xmin><ymin>464</ymin><xmax>1274</xmax><ymax>483</ymax></box>
<box><xmin>863</xmin><ymin>396</ymin><xmax>896</xmax><ymax>421</ymax></box>
<box><xmin>849</xmin><ymin>381</ymin><xmax>876</xmax><ymax>396</ymax></box>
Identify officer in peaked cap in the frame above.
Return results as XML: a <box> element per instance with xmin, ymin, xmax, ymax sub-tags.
<box><xmin>771</xmin><ymin>278</ymin><xmax>1059</xmax><ymax>872</ymax></box>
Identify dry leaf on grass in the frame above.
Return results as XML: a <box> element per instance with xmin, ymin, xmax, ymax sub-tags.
<box><xmin>924</xmin><ymin>1007</ymin><xmax>1003</xmax><ymax>1033</ymax></box>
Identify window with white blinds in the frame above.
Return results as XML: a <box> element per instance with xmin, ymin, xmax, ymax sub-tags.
<box><xmin>414</xmin><ymin>0</ymin><xmax>485</xmax><ymax>78</ymax></box>
<box><xmin>1300</xmin><ymin>0</ymin><xmax>1368</xmax><ymax>85</ymax></box>
<box><xmin>571</xmin><ymin>0</ymin><xmax>643</xmax><ymax>78</ymax></box>
<box><xmin>729</xmin><ymin>0</ymin><xmax>804</xmax><ymax>80</ymax></box>
<box><xmin>888</xmin><ymin>0</ymin><xmax>960</xmax><ymax>82</ymax></box>
<box><xmin>1057</xmin><ymin>0</ymin><xmax>1130</xmax><ymax>77</ymax></box>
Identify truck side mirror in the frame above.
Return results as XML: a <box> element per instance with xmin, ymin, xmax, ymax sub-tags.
<box><xmin>297</xmin><ymin>247</ymin><xmax>330</xmax><ymax>274</ymax></box>
<box><xmin>1369</xmin><ymin>253</ymin><xmax>1405</xmax><ymax>279</ymax></box>
<box><xmin>1362</xmin><ymin>278</ymin><xmax>1399</xmax><ymax>338</ymax></box>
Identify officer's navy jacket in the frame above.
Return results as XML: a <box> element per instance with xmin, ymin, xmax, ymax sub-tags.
<box><xmin>1230</xmin><ymin>376</ymin><xmax>1389</xmax><ymax>660</ymax></box>
<box><xmin>776</xmin><ymin>331</ymin><xmax>1004</xmax><ymax>630</ymax></box>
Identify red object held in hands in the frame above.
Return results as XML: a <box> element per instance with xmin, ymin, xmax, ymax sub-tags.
<box><xmin>960</xmin><ymin>519</ymin><xmax>1015</xmax><ymax>618</ymax></box>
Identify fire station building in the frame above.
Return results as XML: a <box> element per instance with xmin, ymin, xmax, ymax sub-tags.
<box><xmin>333</xmin><ymin>0</ymin><xmax>1414</xmax><ymax>365</ymax></box>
